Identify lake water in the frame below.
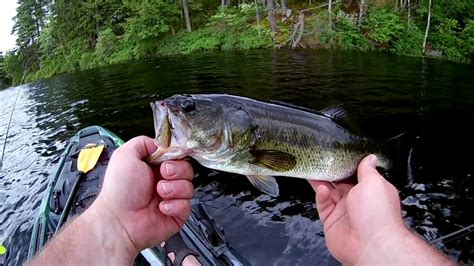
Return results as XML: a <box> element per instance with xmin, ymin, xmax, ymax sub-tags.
<box><xmin>1</xmin><ymin>50</ymin><xmax>473</xmax><ymax>265</ymax></box>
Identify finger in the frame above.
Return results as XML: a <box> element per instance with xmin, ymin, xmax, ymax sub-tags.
<box><xmin>333</xmin><ymin>183</ymin><xmax>354</xmax><ymax>196</ymax></box>
<box><xmin>119</xmin><ymin>136</ymin><xmax>157</xmax><ymax>159</ymax></box>
<box><xmin>357</xmin><ymin>154</ymin><xmax>381</xmax><ymax>183</ymax></box>
<box><xmin>309</xmin><ymin>180</ymin><xmax>342</xmax><ymax>201</ymax></box>
<box><xmin>313</xmin><ymin>183</ymin><xmax>336</xmax><ymax>223</ymax></box>
<box><xmin>157</xmin><ymin>180</ymin><xmax>194</xmax><ymax>200</ymax></box>
<box><xmin>159</xmin><ymin>199</ymin><xmax>192</xmax><ymax>220</ymax></box>
<box><xmin>160</xmin><ymin>161</ymin><xmax>194</xmax><ymax>181</ymax></box>
<box><xmin>308</xmin><ymin>180</ymin><xmax>330</xmax><ymax>192</ymax></box>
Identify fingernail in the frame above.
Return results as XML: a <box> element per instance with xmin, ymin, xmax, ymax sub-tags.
<box><xmin>161</xmin><ymin>182</ymin><xmax>173</xmax><ymax>194</ymax></box>
<box><xmin>162</xmin><ymin>202</ymin><xmax>173</xmax><ymax>213</ymax></box>
<box><xmin>369</xmin><ymin>154</ymin><xmax>378</xmax><ymax>167</ymax></box>
<box><xmin>164</xmin><ymin>162</ymin><xmax>177</xmax><ymax>176</ymax></box>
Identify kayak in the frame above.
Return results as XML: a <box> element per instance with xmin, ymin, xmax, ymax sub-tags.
<box><xmin>27</xmin><ymin>125</ymin><xmax>249</xmax><ymax>265</ymax></box>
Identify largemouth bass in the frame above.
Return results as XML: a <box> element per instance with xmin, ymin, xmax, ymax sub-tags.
<box><xmin>149</xmin><ymin>94</ymin><xmax>390</xmax><ymax>196</ymax></box>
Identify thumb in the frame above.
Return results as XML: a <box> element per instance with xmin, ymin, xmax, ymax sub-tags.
<box><xmin>357</xmin><ymin>154</ymin><xmax>381</xmax><ymax>183</ymax></box>
<box><xmin>120</xmin><ymin>136</ymin><xmax>157</xmax><ymax>159</ymax></box>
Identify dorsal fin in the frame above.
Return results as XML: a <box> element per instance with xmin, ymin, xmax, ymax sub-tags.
<box><xmin>320</xmin><ymin>104</ymin><xmax>347</xmax><ymax>120</ymax></box>
<box><xmin>270</xmin><ymin>100</ymin><xmax>360</xmax><ymax>134</ymax></box>
<box><xmin>270</xmin><ymin>100</ymin><xmax>320</xmax><ymax>114</ymax></box>
<box><xmin>270</xmin><ymin>100</ymin><xmax>347</xmax><ymax>121</ymax></box>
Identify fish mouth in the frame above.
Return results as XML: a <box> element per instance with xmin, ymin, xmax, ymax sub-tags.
<box><xmin>148</xmin><ymin>101</ymin><xmax>172</xmax><ymax>163</ymax></box>
<box><xmin>149</xmin><ymin>100</ymin><xmax>191</xmax><ymax>163</ymax></box>
<box><xmin>151</xmin><ymin>100</ymin><xmax>172</xmax><ymax>147</ymax></box>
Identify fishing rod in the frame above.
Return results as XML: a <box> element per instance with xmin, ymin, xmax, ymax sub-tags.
<box><xmin>430</xmin><ymin>224</ymin><xmax>474</xmax><ymax>245</ymax></box>
<box><xmin>0</xmin><ymin>88</ymin><xmax>21</xmax><ymax>172</ymax></box>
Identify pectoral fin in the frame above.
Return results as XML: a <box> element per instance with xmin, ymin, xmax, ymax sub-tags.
<box><xmin>246</xmin><ymin>175</ymin><xmax>279</xmax><ymax>197</ymax></box>
<box><xmin>249</xmin><ymin>150</ymin><xmax>296</xmax><ymax>172</ymax></box>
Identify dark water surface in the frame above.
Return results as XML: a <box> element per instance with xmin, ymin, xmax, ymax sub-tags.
<box><xmin>1</xmin><ymin>50</ymin><xmax>473</xmax><ymax>265</ymax></box>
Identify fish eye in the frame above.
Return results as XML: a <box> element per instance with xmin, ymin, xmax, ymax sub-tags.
<box><xmin>181</xmin><ymin>99</ymin><xmax>196</xmax><ymax>112</ymax></box>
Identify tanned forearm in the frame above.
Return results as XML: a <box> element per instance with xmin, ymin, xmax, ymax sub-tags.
<box><xmin>357</xmin><ymin>225</ymin><xmax>457</xmax><ymax>266</ymax></box>
<box><xmin>29</xmin><ymin>201</ymin><xmax>138</xmax><ymax>265</ymax></box>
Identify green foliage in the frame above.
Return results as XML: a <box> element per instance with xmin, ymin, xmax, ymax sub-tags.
<box><xmin>11</xmin><ymin>0</ymin><xmax>48</xmax><ymax>75</ymax></box>
<box><xmin>417</xmin><ymin>0</ymin><xmax>473</xmax><ymax>62</ymax></box>
<box><xmin>426</xmin><ymin>17</ymin><xmax>473</xmax><ymax>62</ymax></box>
<box><xmin>391</xmin><ymin>25</ymin><xmax>424</xmax><ymax>56</ymax></box>
<box><xmin>209</xmin><ymin>3</ymin><xmax>263</xmax><ymax>28</ymax></box>
<box><xmin>420</xmin><ymin>0</ymin><xmax>474</xmax><ymax>27</ymax></box>
<box><xmin>0</xmin><ymin>53</ymin><xmax>12</xmax><ymax>88</ymax></box>
<box><xmin>3</xmin><ymin>52</ymin><xmax>23</xmax><ymax>85</ymax></box>
<box><xmin>158</xmin><ymin>29</ymin><xmax>224</xmax><ymax>55</ymax></box>
<box><xmin>237</xmin><ymin>26</ymin><xmax>273</xmax><ymax>49</ymax></box>
<box><xmin>430</xmin><ymin>18</ymin><xmax>463</xmax><ymax>61</ymax></box>
<box><xmin>459</xmin><ymin>20</ymin><xmax>474</xmax><ymax>61</ymax></box>
<box><xmin>364</xmin><ymin>7</ymin><xmax>404</xmax><ymax>48</ymax></box>
<box><xmin>319</xmin><ymin>10</ymin><xmax>371</xmax><ymax>51</ymax></box>
<box><xmin>94</xmin><ymin>28</ymin><xmax>135</xmax><ymax>65</ymax></box>
<box><xmin>335</xmin><ymin>11</ymin><xmax>371</xmax><ymax>51</ymax></box>
<box><xmin>4</xmin><ymin>0</ymin><xmax>473</xmax><ymax>84</ymax></box>
<box><xmin>36</xmin><ymin>25</ymin><xmax>74</xmax><ymax>78</ymax></box>
<box><xmin>158</xmin><ymin>4</ymin><xmax>273</xmax><ymax>56</ymax></box>
<box><xmin>122</xmin><ymin>0</ymin><xmax>180</xmax><ymax>59</ymax></box>
<box><xmin>95</xmin><ymin>28</ymin><xmax>119</xmax><ymax>64</ymax></box>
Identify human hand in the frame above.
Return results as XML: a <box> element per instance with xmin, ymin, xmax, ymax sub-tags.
<box><xmin>309</xmin><ymin>154</ymin><xmax>406</xmax><ymax>265</ymax></box>
<box><xmin>88</xmin><ymin>136</ymin><xmax>194</xmax><ymax>257</ymax></box>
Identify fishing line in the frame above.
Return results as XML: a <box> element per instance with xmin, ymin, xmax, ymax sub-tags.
<box><xmin>430</xmin><ymin>224</ymin><xmax>474</xmax><ymax>245</ymax></box>
<box><xmin>0</xmin><ymin>88</ymin><xmax>21</xmax><ymax>172</ymax></box>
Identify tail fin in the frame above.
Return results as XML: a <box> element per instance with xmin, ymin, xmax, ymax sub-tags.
<box><xmin>382</xmin><ymin>132</ymin><xmax>414</xmax><ymax>184</ymax></box>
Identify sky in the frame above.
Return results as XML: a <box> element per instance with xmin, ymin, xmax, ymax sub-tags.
<box><xmin>0</xmin><ymin>0</ymin><xmax>18</xmax><ymax>53</ymax></box>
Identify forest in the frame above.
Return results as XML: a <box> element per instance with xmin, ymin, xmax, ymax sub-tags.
<box><xmin>1</xmin><ymin>0</ymin><xmax>473</xmax><ymax>85</ymax></box>
<box><xmin>0</xmin><ymin>52</ymin><xmax>11</xmax><ymax>88</ymax></box>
